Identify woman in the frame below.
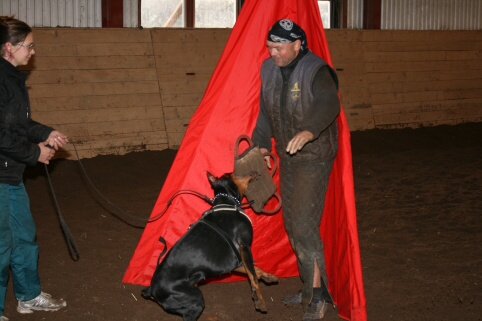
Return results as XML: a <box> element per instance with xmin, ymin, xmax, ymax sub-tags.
<box><xmin>0</xmin><ymin>16</ymin><xmax>68</xmax><ymax>321</ymax></box>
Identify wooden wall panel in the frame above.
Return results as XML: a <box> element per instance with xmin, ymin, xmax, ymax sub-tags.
<box><xmin>151</xmin><ymin>28</ymin><xmax>229</xmax><ymax>148</ymax></box>
<box><xmin>23</xmin><ymin>28</ymin><xmax>481</xmax><ymax>159</ymax></box>
<box><xmin>327</xmin><ymin>30</ymin><xmax>372</xmax><ymax>131</ymax></box>
<box><xmin>26</xmin><ymin>69</ymin><xmax>159</xmax><ymax>85</ymax></box>
<box><xmin>33</xmin><ymin>28</ymin><xmax>152</xmax><ymax>44</ymax></box>
<box><xmin>25</xmin><ymin>28</ymin><xmax>166</xmax><ymax>159</ymax></box>
<box><xmin>327</xmin><ymin>29</ymin><xmax>482</xmax><ymax>131</ymax></box>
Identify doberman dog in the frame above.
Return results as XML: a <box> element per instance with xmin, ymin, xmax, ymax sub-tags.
<box><xmin>141</xmin><ymin>172</ymin><xmax>278</xmax><ymax>321</ymax></box>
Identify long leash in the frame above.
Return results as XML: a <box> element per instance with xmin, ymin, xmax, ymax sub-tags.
<box><xmin>44</xmin><ymin>163</ymin><xmax>80</xmax><ymax>261</ymax></box>
<box><xmin>68</xmin><ymin>141</ymin><xmax>217</xmax><ymax>223</ymax></box>
<box><xmin>45</xmin><ymin>141</ymin><xmax>252</xmax><ymax>260</ymax></box>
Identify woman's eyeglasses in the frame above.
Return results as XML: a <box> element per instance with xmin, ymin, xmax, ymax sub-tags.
<box><xmin>17</xmin><ymin>43</ymin><xmax>35</xmax><ymax>51</ymax></box>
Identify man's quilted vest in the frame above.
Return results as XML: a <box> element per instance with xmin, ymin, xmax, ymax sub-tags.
<box><xmin>260</xmin><ymin>51</ymin><xmax>338</xmax><ymax>163</ymax></box>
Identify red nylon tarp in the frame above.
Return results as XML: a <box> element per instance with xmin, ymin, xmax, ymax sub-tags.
<box><xmin>123</xmin><ymin>1</ymin><xmax>367</xmax><ymax>320</ymax></box>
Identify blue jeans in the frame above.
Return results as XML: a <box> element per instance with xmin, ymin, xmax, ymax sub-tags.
<box><xmin>0</xmin><ymin>183</ymin><xmax>41</xmax><ymax>316</ymax></box>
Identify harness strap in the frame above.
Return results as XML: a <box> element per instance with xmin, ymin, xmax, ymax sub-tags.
<box><xmin>198</xmin><ymin>220</ymin><xmax>243</xmax><ymax>266</ymax></box>
<box><xmin>208</xmin><ymin>204</ymin><xmax>252</xmax><ymax>224</ymax></box>
<box><xmin>197</xmin><ymin>205</ymin><xmax>247</xmax><ymax>266</ymax></box>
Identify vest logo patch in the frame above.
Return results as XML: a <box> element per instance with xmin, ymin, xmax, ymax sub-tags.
<box><xmin>291</xmin><ymin>82</ymin><xmax>300</xmax><ymax>99</ymax></box>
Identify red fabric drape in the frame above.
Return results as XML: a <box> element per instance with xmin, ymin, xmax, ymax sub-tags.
<box><xmin>123</xmin><ymin>1</ymin><xmax>367</xmax><ymax>320</ymax></box>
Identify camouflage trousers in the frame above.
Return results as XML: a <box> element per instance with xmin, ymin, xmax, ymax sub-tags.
<box><xmin>279</xmin><ymin>158</ymin><xmax>334</xmax><ymax>309</ymax></box>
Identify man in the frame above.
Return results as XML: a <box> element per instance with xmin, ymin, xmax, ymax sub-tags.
<box><xmin>252</xmin><ymin>19</ymin><xmax>340</xmax><ymax>320</ymax></box>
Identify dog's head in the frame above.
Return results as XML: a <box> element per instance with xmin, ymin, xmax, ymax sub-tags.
<box><xmin>207</xmin><ymin>171</ymin><xmax>255</xmax><ymax>200</ymax></box>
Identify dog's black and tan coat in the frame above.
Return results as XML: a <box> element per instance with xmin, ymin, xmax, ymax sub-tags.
<box><xmin>141</xmin><ymin>172</ymin><xmax>278</xmax><ymax>321</ymax></box>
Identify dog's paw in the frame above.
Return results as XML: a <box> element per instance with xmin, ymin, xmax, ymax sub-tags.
<box><xmin>254</xmin><ymin>299</ymin><xmax>268</xmax><ymax>313</ymax></box>
<box><xmin>259</xmin><ymin>273</ymin><xmax>279</xmax><ymax>284</ymax></box>
<box><xmin>251</xmin><ymin>290</ymin><xmax>268</xmax><ymax>313</ymax></box>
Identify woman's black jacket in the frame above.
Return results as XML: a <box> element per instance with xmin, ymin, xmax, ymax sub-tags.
<box><xmin>0</xmin><ymin>58</ymin><xmax>53</xmax><ymax>185</ymax></box>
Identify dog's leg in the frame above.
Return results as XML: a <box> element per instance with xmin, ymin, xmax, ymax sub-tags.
<box><xmin>238</xmin><ymin>245</ymin><xmax>268</xmax><ymax>312</ymax></box>
<box><xmin>233</xmin><ymin>265</ymin><xmax>279</xmax><ymax>284</ymax></box>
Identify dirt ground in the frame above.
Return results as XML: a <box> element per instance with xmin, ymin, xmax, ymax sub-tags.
<box><xmin>3</xmin><ymin>122</ymin><xmax>481</xmax><ymax>321</ymax></box>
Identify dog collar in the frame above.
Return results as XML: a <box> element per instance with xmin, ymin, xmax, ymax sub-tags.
<box><xmin>213</xmin><ymin>193</ymin><xmax>241</xmax><ymax>206</ymax></box>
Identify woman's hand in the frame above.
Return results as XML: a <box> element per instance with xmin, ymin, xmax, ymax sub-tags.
<box><xmin>38</xmin><ymin>143</ymin><xmax>55</xmax><ymax>164</ymax></box>
<box><xmin>46</xmin><ymin>130</ymin><xmax>69</xmax><ymax>150</ymax></box>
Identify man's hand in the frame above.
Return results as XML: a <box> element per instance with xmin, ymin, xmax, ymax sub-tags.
<box><xmin>260</xmin><ymin>148</ymin><xmax>272</xmax><ymax>169</ymax></box>
<box><xmin>286</xmin><ymin>130</ymin><xmax>314</xmax><ymax>155</ymax></box>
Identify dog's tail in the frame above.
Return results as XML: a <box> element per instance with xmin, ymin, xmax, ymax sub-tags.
<box><xmin>157</xmin><ymin>236</ymin><xmax>168</xmax><ymax>265</ymax></box>
<box><xmin>140</xmin><ymin>236</ymin><xmax>169</xmax><ymax>299</ymax></box>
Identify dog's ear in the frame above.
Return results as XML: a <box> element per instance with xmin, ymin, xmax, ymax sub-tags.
<box><xmin>206</xmin><ymin>171</ymin><xmax>217</xmax><ymax>185</ymax></box>
<box><xmin>231</xmin><ymin>172</ymin><xmax>256</xmax><ymax>197</ymax></box>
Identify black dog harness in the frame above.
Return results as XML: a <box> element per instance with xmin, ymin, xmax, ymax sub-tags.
<box><xmin>155</xmin><ymin>195</ymin><xmax>252</xmax><ymax>267</ymax></box>
<box><xmin>197</xmin><ymin>204</ymin><xmax>251</xmax><ymax>267</ymax></box>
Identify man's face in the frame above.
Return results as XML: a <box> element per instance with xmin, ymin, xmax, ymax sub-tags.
<box><xmin>266</xmin><ymin>40</ymin><xmax>301</xmax><ymax>67</ymax></box>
